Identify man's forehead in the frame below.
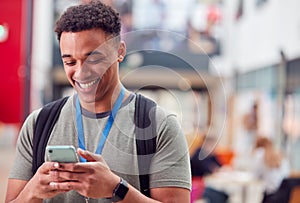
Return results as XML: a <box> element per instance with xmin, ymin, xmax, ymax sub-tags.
<box><xmin>60</xmin><ymin>31</ymin><xmax>119</xmax><ymax>54</ymax></box>
<box><xmin>60</xmin><ymin>29</ymin><xmax>118</xmax><ymax>44</ymax></box>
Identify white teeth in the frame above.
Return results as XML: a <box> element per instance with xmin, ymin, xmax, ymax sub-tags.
<box><xmin>79</xmin><ymin>79</ymin><xmax>98</xmax><ymax>89</ymax></box>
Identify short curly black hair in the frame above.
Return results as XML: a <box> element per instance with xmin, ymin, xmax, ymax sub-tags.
<box><xmin>55</xmin><ymin>0</ymin><xmax>121</xmax><ymax>41</ymax></box>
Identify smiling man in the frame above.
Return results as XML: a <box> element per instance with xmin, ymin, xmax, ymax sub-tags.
<box><xmin>60</xmin><ymin>29</ymin><xmax>123</xmax><ymax>112</ymax></box>
<box><xmin>5</xmin><ymin>1</ymin><xmax>191</xmax><ymax>203</ymax></box>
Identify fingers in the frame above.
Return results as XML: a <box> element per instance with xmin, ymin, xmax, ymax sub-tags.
<box><xmin>49</xmin><ymin>150</ymin><xmax>108</xmax><ymax>173</ymax></box>
<box><xmin>38</xmin><ymin>162</ymin><xmax>60</xmax><ymax>174</ymax></box>
<box><xmin>50</xmin><ymin>170</ymin><xmax>85</xmax><ymax>182</ymax></box>
<box><xmin>49</xmin><ymin>170</ymin><xmax>72</xmax><ymax>182</ymax></box>
<box><xmin>45</xmin><ymin>161</ymin><xmax>93</xmax><ymax>173</ymax></box>
<box><xmin>78</xmin><ymin>148</ymin><xmax>97</xmax><ymax>162</ymax></box>
<box><xmin>49</xmin><ymin>181</ymin><xmax>81</xmax><ymax>191</ymax></box>
<box><xmin>43</xmin><ymin>185</ymin><xmax>71</xmax><ymax>198</ymax></box>
<box><xmin>48</xmin><ymin>180</ymin><xmax>105</xmax><ymax>198</ymax></box>
<box><xmin>77</xmin><ymin>148</ymin><xmax>94</xmax><ymax>162</ymax></box>
<box><xmin>54</xmin><ymin>162</ymin><xmax>88</xmax><ymax>172</ymax></box>
<box><xmin>77</xmin><ymin>148</ymin><xmax>107</xmax><ymax>164</ymax></box>
<box><xmin>29</xmin><ymin>163</ymin><xmax>72</xmax><ymax>199</ymax></box>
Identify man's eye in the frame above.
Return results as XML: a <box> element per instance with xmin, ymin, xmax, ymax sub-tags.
<box><xmin>64</xmin><ymin>61</ymin><xmax>76</xmax><ymax>66</ymax></box>
<box><xmin>85</xmin><ymin>58</ymin><xmax>103</xmax><ymax>64</ymax></box>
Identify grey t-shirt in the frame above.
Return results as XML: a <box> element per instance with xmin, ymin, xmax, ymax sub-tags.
<box><xmin>9</xmin><ymin>94</ymin><xmax>191</xmax><ymax>202</ymax></box>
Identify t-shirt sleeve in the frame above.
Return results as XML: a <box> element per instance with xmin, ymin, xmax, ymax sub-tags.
<box><xmin>8</xmin><ymin>109</ymin><xmax>40</xmax><ymax>180</ymax></box>
<box><xmin>149</xmin><ymin>108</ymin><xmax>191</xmax><ymax>190</ymax></box>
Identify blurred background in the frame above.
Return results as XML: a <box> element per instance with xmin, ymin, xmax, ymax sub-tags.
<box><xmin>1</xmin><ymin>0</ymin><xmax>300</xmax><ymax>202</ymax></box>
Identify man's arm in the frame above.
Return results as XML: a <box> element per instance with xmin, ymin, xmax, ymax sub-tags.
<box><xmin>151</xmin><ymin>187</ymin><xmax>190</xmax><ymax>203</ymax></box>
<box><xmin>116</xmin><ymin>185</ymin><xmax>190</xmax><ymax>203</ymax></box>
<box><xmin>5</xmin><ymin>179</ymin><xmax>30</xmax><ymax>203</ymax></box>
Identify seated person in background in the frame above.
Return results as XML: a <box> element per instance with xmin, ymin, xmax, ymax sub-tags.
<box><xmin>191</xmin><ymin>140</ymin><xmax>222</xmax><ymax>177</ymax></box>
<box><xmin>252</xmin><ymin>136</ymin><xmax>290</xmax><ymax>203</ymax></box>
<box><xmin>190</xmin><ymin>135</ymin><xmax>228</xmax><ymax>203</ymax></box>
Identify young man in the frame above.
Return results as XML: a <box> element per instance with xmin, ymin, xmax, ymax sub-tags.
<box><xmin>5</xmin><ymin>1</ymin><xmax>191</xmax><ymax>202</ymax></box>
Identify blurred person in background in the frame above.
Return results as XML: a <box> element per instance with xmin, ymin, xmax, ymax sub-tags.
<box><xmin>190</xmin><ymin>135</ymin><xmax>229</xmax><ymax>203</ymax></box>
<box><xmin>191</xmin><ymin>136</ymin><xmax>222</xmax><ymax>177</ymax></box>
<box><xmin>242</xmin><ymin>101</ymin><xmax>259</xmax><ymax>152</ymax></box>
<box><xmin>252</xmin><ymin>136</ymin><xmax>290</xmax><ymax>203</ymax></box>
<box><xmin>5</xmin><ymin>1</ymin><xmax>191</xmax><ymax>202</ymax></box>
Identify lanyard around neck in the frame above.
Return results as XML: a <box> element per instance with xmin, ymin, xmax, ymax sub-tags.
<box><xmin>75</xmin><ymin>87</ymin><xmax>125</xmax><ymax>162</ymax></box>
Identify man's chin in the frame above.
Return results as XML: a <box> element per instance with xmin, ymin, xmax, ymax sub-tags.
<box><xmin>77</xmin><ymin>94</ymin><xmax>96</xmax><ymax>104</ymax></box>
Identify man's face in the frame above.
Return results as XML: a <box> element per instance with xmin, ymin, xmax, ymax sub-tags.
<box><xmin>60</xmin><ymin>29</ymin><xmax>120</xmax><ymax>107</ymax></box>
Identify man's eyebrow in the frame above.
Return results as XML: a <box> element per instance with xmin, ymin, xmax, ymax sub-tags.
<box><xmin>61</xmin><ymin>51</ymin><xmax>103</xmax><ymax>59</ymax></box>
<box><xmin>61</xmin><ymin>54</ymin><xmax>71</xmax><ymax>59</ymax></box>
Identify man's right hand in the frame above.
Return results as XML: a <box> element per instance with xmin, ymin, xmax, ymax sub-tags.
<box><xmin>5</xmin><ymin>162</ymin><xmax>71</xmax><ymax>203</ymax></box>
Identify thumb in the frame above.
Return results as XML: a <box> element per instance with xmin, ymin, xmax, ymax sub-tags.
<box><xmin>77</xmin><ymin>148</ymin><xmax>106</xmax><ymax>163</ymax></box>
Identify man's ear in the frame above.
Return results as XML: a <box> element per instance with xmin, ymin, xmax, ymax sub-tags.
<box><xmin>117</xmin><ymin>41</ymin><xmax>126</xmax><ymax>62</ymax></box>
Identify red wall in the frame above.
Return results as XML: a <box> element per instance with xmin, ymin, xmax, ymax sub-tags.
<box><xmin>0</xmin><ymin>0</ymin><xmax>28</xmax><ymax>123</ymax></box>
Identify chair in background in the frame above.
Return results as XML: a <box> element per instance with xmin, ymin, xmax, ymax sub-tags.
<box><xmin>268</xmin><ymin>177</ymin><xmax>300</xmax><ymax>203</ymax></box>
<box><xmin>289</xmin><ymin>186</ymin><xmax>300</xmax><ymax>203</ymax></box>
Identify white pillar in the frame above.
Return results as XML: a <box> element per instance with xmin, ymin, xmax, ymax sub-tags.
<box><xmin>31</xmin><ymin>0</ymin><xmax>54</xmax><ymax>111</ymax></box>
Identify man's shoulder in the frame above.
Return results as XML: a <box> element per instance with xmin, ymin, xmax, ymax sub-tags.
<box><xmin>134</xmin><ymin>93</ymin><xmax>178</xmax><ymax>123</ymax></box>
<box><xmin>32</xmin><ymin>96</ymin><xmax>72</xmax><ymax>125</ymax></box>
<box><xmin>42</xmin><ymin>96</ymin><xmax>70</xmax><ymax>109</ymax></box>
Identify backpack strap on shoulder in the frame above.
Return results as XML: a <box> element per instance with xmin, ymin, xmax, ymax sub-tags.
<box><xmin>135</xmin><ymin>94</ymin><xmax>157</xmax><ymax>197</ymax></box>
<box><xmin>32</xmin><ymin>97</ymin><xmax>69</xmax><ymax>174</ymax></box>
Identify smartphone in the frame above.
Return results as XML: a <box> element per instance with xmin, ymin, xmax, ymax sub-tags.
<box><xmin>46</xmin><ymin>145</ymin><xmax>79</xmax><ymax>163</ymax></box>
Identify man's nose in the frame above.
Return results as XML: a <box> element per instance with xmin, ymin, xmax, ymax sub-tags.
<box><xmin>75</xmin><ymin>61</ymin><xmax>92</xmax><ymax>76</ymax></box>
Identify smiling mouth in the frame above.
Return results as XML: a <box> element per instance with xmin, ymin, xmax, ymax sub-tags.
<box><xmin>76</xmin><ymin>78</ymin><xmax>101</xmax><ymax>89</ymax></box>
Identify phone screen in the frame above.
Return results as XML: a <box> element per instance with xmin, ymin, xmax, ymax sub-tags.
<box><xmin>46</xmin><ymin>145</ymin><xmax>79</xmax><ymax>163</ymax></box>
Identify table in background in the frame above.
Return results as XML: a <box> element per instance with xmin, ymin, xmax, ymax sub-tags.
<box><xmin>204</xmin><ymin>170</ymin><xmax>264</xmax><ymax>203</ymax></box>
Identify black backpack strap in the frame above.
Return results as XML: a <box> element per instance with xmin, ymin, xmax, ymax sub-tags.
<box><xmin>135</xmin><ymin>94</ymin><xmax>157</xmax><ymax>197</ymax></box>
<box><xmin>32</xmin><ymin>97</ymin><xmax>69</xmax><ymax>174</ymax></box>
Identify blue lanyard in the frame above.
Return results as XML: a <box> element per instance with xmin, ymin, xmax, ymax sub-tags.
<box><xmin>75</xmin><ymin>87</ymin><xmax>125</xmax><ymax>162</ymax></box>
